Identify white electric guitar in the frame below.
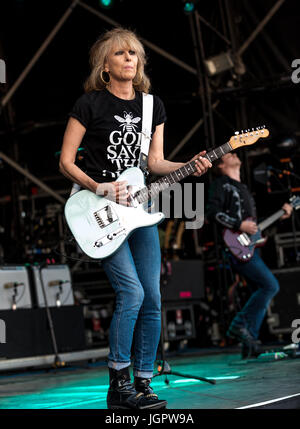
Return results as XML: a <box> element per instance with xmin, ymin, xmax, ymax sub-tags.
<box><xmin>64</xmin><ymin>127</ymin><xmax>269</xmax><ymax>259</ymax></box>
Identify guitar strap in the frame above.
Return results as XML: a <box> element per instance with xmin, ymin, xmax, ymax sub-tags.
<box><xmin>139</xmin><ymin>92</ymin><xmax>154</xmax><ymax>176</ymax></box>
<box><xmin>70</xmin><ymin>182</ymin><xmax>81</xmax><ymax>196</ymax></box>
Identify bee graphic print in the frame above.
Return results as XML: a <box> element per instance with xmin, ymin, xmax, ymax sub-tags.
<box><xmin>114</xmin><ymin>111</ymin><xmax>141</xmax><ymax>133</ymax></box>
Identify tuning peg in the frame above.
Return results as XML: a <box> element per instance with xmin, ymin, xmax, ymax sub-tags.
<box><xmin>256</xmin><ymin>126</ymin><xmax>260</xmax><ymax>130</ymax></box>
<box><xmin>262</xmin><ymin>125</ymin><xmax>265</xmax><ymax>128</ymax></box>
<box><xmin>252</xmin><ymin>128</ymin><xmax>254</xmax><ymax>131</ymax></box>
<box><xmin>234</xmin><ymin>131</ymin><xmax>239</xmax><ymax>135</ymax></box>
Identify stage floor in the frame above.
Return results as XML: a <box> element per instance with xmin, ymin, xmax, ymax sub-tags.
<box><xmin>0</xmin><ymin>348</ymin><xmax>299</xmax><ymax>409</ymax></box>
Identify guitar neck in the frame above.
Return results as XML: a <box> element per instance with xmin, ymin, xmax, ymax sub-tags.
<box><xmin>258</xmin><ymin>209</ymin><xmax>285</xmax><ymax>231</ymax></box>
<box><xmin>135</xmin><ymin>141</ymin><xmax>233</xmax><ymax>204</ymax></box>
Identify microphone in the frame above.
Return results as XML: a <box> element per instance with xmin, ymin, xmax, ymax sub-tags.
<box><xmin>48</xmin><ymin>280</ymin><xmax>69</xmax><ymax>287</ymax></box>
<box><xmin>4</xmin><ymin>282</ymin><xmax>24</xmax><ymax>289</ymax></box>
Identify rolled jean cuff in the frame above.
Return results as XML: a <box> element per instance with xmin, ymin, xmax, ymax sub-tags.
<box><xmin>133</xmin><ymin>369</ymin><xmax>153</xmax><ymax>378</ymax></box>
<box><xmin>108</xmin><ymin>360</ymin><xmax>131</xmax><ymax>371</ymax></box>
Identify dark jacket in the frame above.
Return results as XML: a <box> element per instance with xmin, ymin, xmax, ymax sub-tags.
<box><xmin>206</xmin><ymin>175</ymin><xmax>257</xmax><ymax>230</ymax></box>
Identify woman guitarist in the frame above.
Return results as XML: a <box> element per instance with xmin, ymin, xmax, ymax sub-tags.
<box><xmin>59</xmin><ymin>27</ymin><xmax>211</xmax><ymax>409</ymax></box>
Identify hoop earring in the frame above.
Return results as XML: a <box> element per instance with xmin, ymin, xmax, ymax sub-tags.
<box><xmin>100</xmin><ymin>70</ymin><xmax>110</xmax><ymax>85</ymax></box>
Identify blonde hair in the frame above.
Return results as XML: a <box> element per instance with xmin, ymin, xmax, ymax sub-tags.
<box><xmin>84</xmin><ymin>27</ymin><xmax>150</xmax><ymax>93</ymax></box>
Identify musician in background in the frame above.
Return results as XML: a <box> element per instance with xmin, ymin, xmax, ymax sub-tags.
<box><xmin>207</xmin><ymin>152</ymin><xmax>292</xmax><ymax>358</ymax></box>
<box><xmin>59</xmin><ymin>27</ymin><xmax>211</xmax><ymax>409</ymax></box>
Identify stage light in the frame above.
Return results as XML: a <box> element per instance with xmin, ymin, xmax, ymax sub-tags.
<box><xmin>183</xmin><ymin>2</ymin><xmax>195</xmax><ymax>14</ymax></box>
<box><xmin>204</xmin><ymin>52</ymin><xmax>235</xmax><ymax>76</ymax></box>
<box><xmin>99</xmin><ymin>0</ymin><xmax>114</xmax><ymax>9</ymax></box>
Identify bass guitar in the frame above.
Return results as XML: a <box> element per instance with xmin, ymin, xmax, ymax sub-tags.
<box><xmin>223</xmin><ymin>195</ymin><xmax>300</xmax><ymax>262</ymax></box>
<box><xmin>65</xmin><ymin>127</ymin><xmax>269</xmax><ymax>259</ymax></box>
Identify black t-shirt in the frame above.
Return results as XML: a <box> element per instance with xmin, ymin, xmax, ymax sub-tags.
<box><xmin>69</xmin><ymin>89</ymin><xmax>167</xmax><ymax>182</ymax></box>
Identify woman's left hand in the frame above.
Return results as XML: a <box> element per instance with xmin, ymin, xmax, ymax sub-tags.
<box><xmin>190</xmin><ymin>151</ymin><xmax>212</xmax><ymax>177</ymax></box>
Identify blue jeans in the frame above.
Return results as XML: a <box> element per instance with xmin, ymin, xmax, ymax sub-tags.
<box><xmin>101</xmin><ymin>225</ymin><xmax>162</xmax><ymax>378</ymax></box>
<box><xmin>230</xmin><ymin>249</ymin><xmax>279</xmax><ymax>339</ymax></box>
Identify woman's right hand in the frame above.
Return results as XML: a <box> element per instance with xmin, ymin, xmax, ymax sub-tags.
<box><xmin>239</xmin><ymin>220</ymin><xmax>258</xmax><ymax>235</ymax></box>
<box><xmin>96</xmin><ymin>181</ymin><xmax>128</xmax><ymax>205</ymax></box>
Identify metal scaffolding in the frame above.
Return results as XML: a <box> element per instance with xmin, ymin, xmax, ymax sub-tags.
<box><xmin>0</xmin><ymin>0</ymin><xmax>297</xmax><ymax>267</ymax></box>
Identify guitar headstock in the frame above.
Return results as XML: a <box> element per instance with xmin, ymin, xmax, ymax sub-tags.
<box><xmin>289</xmin><ymin>195</ymin><xmax>300</xmax><ymax>211</ymax></box>
<box><xmin>229</xmin><ymin>126</ymin><xmax>270</xmax><ymax>150</ymax></box>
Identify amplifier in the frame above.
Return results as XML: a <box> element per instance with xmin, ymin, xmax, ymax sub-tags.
<box><xmin>267</xmin><ymin>267</ymin><xmax>300</xmax><ymax>335</ymax></box>
<box><xmin>32</xmin><ymin>265</ymin><xmax>74</xmax><ymax>307</ymax></box>
<box><xmin>0</xmin><ymin>266</ymin><xmax>33</xmax><ymax>310</ymax></box>
<box><xmin>161</xmin><ymin>260</ymin><xmax>204</xmax><ymax>302</ymax></box>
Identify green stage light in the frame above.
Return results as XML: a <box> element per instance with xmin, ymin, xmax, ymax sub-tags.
<box><xmin>183</xmin><ymin>1</ymin><xmax>195</xmax><ymax>14</ymax></box>
<box><xmin>99</xmin><ymin>0</ymin><xmax>114</xmax><ymax>9</ymax></box>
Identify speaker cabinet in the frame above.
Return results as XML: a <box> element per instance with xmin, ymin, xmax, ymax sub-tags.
<box><xmin>0</xmin><ymin>266</ymin><xmax>33</xmax><ymax>310</ymax></box>
<box><xmin>161</xmin><ymin>260</ymin><xmax>204</xmax><ymax>302</ymax></box>
<box><xmin>32</xmin><ymin>265</ymin><xmax>74</xmax><ymax>307</ymax></box>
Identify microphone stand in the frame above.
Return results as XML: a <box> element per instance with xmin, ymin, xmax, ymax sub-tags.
<box><xmin>153</xmin><ymin>309</ymin><xmax>216</xmax><ymax>385</ymax></box>
<box><xmin>38</xmin><ymin>262</ymin><xmax>65</xmax><ymax>368</ymax></box>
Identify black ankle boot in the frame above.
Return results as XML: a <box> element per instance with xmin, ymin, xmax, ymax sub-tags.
<box><xmin>107</xmin><ymin>367</ymin><xmax>167</xmax><ymax>409</ymax></box>
<box><xmin>242</xmin><ymin>341</ymin><xmax>263</xmax><ymax>359</ymax></box>
<box><xmin>226</xmin><ymin>323</ymin><xmax>255</xmax><ymax>344</ymax></box>
<box><xmin>134</xmin><ymin>377</ymin><xmax>167</xmax><ymax>409</ymax></box>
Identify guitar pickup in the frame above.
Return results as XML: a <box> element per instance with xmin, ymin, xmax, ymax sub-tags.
<box><xmin>94</xmin><ymin>205</ymin><xmax>118</xmax><ymax>228</ymax></box>
<box><xmin>237</xmin><ymin>233</ymin><xmax>251</xmax><ymax>246</ymax></box>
